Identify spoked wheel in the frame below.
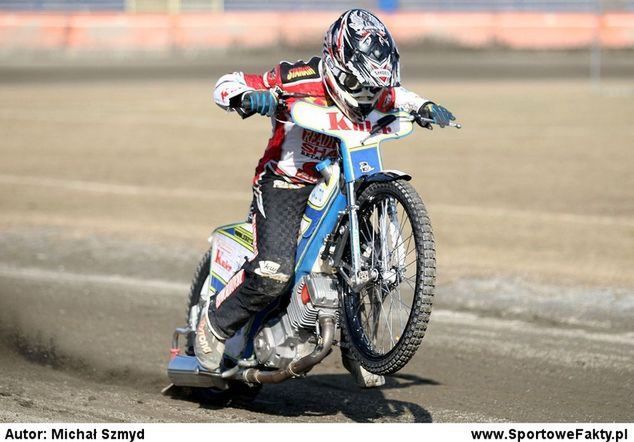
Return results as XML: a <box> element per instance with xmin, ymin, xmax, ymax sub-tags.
<box><xmin>182</xmin><ymin>248</ymin><xmax>262</xmax><ymax>402</ymax></box>
<box><xmin>184</xmin><ymin>248</ymin><xmax>212</xmax><ymax>356</ymax></box>
<box><xmin>340</xmin><ymin>179</ymin><xmax>435</xmax><ymax>375</ymax></box>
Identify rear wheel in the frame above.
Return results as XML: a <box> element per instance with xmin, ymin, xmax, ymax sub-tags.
<box><xmin>185</xmin><ymin>248</ymin><xmax>212</xmax><ymax>356</ymax></box>
<box><xmin>183</xmin><ymin>248</ymin><xmax>262</xmax><ymax>402</ymax></box>
<box><xmin>340</xmin><ymin>179</ymin><xmax>435</xmax><ymax>375</ymax></box>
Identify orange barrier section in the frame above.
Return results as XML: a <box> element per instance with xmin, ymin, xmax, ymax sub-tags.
<box><xmin>1</xmin><ymin>11</ymin><xmax>633</xmax><ymax>52</ymax></box>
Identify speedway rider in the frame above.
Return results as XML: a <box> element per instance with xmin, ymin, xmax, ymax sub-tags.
<box><xmin>195</xmin><ymin>9</ymin><xmax>455</xmax><ymax>388</ymax></box>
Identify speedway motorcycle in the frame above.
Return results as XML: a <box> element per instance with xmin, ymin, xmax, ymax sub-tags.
<box><xmin>165</xmin><ymin>93</ymin><xmax>460</xmax><ymax>398</ymax></box>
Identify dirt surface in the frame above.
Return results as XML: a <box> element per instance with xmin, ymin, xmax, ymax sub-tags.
<box><xmin>0</xmin><ymin>70</ymin><xmax>633</xmax><ymax>422</ymax></box>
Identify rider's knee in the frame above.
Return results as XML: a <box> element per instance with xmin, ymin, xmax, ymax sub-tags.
<box><xmin>250</xmin><ymin>259</ymin><xmax>291</xmax><ymax>297</ymax></box>
<box><xmin>260</xmin><ymin>275</ymin><xmax>289</xmax><ymax>298</ymax></box>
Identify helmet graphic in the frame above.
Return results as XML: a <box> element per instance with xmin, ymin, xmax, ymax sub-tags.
<box><xmin>321</xmin><ymin>9</ymin><xmax>400</xmax><ymax>122</ymax></box>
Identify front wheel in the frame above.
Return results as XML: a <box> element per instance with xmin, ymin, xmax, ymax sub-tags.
<box><xmin>340</xmin><ymin>179</ymin><xmax>435</xmax><ymax>375</ymax></box>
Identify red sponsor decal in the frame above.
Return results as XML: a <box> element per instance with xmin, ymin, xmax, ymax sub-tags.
<box><xmin>328</xmin><ymin>112</ymin><xmax>351</xmax><ymax>130</ymax></box>
<box><xmin>352</xmin><ymin>121</ymin><xmax>372</xmax><ymax>132</ymax></box>
<box><xmin>214</xmin><ymin>248</ymin><xmax>233</xmax><ymax>273</ymax></box>
<box><xmin>300</xmin><ymin>130</ymin><xmax>338</xmax><ymax>159</ymax></box>
<box><xmin>215</xmin><ymin>269</ymin><xmax>245</xmax><ymax>309</ymax></box>
<box><xmin>327</xmin><ymin>112</ymin><xmax>391</xmax><ymax>134</ymax></box>
<box><xmin>220</xmin><ymin>90</ymin><xmax>229</xmax><ymax>101</ymax></box>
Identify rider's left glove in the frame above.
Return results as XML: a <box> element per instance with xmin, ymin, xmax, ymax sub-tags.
<box><xmin>243</xmin><ymin>90</ymin><xmax>277</xmax><ymax>117</ymax></box>
<box><xmin>418</xmin><ymin>102</ymin><xmax>455</xmax><ymax>128</ymax></box>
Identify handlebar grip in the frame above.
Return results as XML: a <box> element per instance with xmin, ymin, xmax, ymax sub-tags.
<box><xmin>411</xmin><ymin>112</ymin><xmax>431</xmax><ymax>128</ymax></box>
<box><xmin>411</xmin><ymin>112</ymin><xmax>462</xmax><ymax>129</ymax></box>
<box><xmin>240</xmin><ymin>93</ymin><xmax>252</xmax><ymax>113</ymax></box>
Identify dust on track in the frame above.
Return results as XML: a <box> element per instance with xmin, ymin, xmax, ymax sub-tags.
<box><xmin>0</xmin><ymin>229</ymin><xmax>632</xmax><ymax>422</ymax></box>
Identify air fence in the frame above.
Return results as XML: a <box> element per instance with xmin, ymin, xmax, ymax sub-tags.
<box><xmin>0</xmin><ymin>0</ymin><xmax>633</xmax><ymax>12</ymax></box>
<box><xmin>0</xmin><ymin>0</ymin><xmax>632</xmax><ymax>53</ymax></box>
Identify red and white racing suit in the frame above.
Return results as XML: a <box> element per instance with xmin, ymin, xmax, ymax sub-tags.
<box><xmin>208</xmin><ymin>56</ymin><xmax>431</xmax><ymax>339</ymax></box>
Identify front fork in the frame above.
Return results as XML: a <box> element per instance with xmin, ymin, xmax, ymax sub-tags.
<box><xmin>344</xmin><ymin>181</ymin><xmax>401</xmax><ymax>291</ymax></box>
<box><xmin>346</xmin><ymin>181</ymin><xmax>362</xmax><ymax>275</ymax></box>
<box><xmin>345</xmin><ymin>181</ymin><xmax>378</xmax><ymax>291</ymax></box>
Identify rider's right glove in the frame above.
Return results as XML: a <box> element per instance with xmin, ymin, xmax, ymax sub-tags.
<box><xmin>418</xmin><ymin>102</ymin><xmax>455</xmax><ymax>129</ymax></box>
<box><xmin>242</xmin><ymin>90</ymin><xmax>277</xmax><ymax>117</ymax></box>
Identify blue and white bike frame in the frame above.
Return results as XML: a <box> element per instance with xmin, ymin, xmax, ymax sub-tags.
<box><xmin>215</xmin><ymin>100</ymin><xmax>417</xmax><ymax>360</ymax></box>
<box><xmin>289</xmin><ymin>100</ymin><xmax>414</xmax><ymax>288</ymax></box>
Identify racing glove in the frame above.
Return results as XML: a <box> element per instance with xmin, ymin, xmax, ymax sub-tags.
<box><xmin>241</xmin><ymin>90</ymin><xmax>277</xmax><ymax>117</ymax></box>
<box><xmin>418</xmin><ymin>102</ymin><xmax>455</xmax><ymax>129</ymax></box>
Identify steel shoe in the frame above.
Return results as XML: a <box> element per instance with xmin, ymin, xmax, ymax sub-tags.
<box><xmin>194</xmin><ymin>305</ymin><xmax>226</xmax><ymax>372</ymax></box>
<box><xmin>341</xmin><ymin>350</ymin><xmax>385</xmax><ymax>388</ymax></box>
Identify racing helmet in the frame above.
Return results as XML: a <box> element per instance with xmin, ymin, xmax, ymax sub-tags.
<box><xmin>321</xmin><ymin>9</ymin><xmax>400</xmax><ymax>122</ymax></box>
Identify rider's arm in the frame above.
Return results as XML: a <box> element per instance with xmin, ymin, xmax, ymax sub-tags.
<box><xmin>213</xmin><ymin>68</ymin><xmax>279</xmax><ymax>111</ymax></box>
<box><xmin>378</xmin><ymin>86</ymin><xmax>455</xmax><ymax>128</ymax></box>
<box><xmin>376</xmin><ymin>86</ymin><xmax>432</xmax><ymax>113</ymax></box>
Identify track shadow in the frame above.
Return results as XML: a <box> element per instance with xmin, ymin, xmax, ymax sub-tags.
<box><xmin>0</xmin><ymin>315</ymin><xmax>167</xmax><ymax>391</ymax></box>
<box><xmin>168</xmin><ymin>372</ymin><xmax>438</xmax><ymax>423</ymax></box>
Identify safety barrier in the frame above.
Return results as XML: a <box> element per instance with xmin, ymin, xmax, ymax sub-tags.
<box><xmin>0</xmin><ymin>11</ymin><xmax>632</xmax><ymax>52</ymax></box>
<box><xmin>2</xmin><ymin>0</ymin><xmax>634</xmax><ymax>12</ymax></box>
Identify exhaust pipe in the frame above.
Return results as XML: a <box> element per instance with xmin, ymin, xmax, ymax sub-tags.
<box><xmin>241</xmin><ymin>315</ymin><xmax>336</xmax><ymax>384</ymax></box>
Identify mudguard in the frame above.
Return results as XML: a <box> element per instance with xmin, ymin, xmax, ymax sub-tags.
<box><xmin>355</xmin><ymin>169</ymin><xmax>411</xmax><ymax>195</ymax></box>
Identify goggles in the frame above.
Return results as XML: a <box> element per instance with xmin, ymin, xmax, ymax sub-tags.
<box><xmin>336</xmin><ymin>70</ymin><xmax>383</xmax><ymax>95</ymax></box>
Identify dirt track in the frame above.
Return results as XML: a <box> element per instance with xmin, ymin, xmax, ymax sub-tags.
<box><xmin>0</xmin><ymin>70</ymin><xmax>633</xmax><ymax>422</ymax></box>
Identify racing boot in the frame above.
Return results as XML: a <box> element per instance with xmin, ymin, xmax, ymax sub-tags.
<box><xmin>194</xmin><ymin>303</ymin><xmax>226</xmax><ymax>372</ymax></box>
<box><xmin>341</xmin><ymin>348</ymin><xmax>385</xmax><ymax>388</ymax></box>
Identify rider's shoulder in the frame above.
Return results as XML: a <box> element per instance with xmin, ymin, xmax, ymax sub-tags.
<box><xmin>277</xmin><ymin>56</ymin><xmax>321</xmax><ymax>85</ymax></box>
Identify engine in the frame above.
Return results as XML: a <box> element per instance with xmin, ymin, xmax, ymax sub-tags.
<box><xmin>253</xmin><ymin>274</ymin><xmax>339</xmax><ymax>369</ymax></box>
<box><xmin>287</xmin><ymin>274</ymin><xmax>339</xmax><ymax>330</ymax></box>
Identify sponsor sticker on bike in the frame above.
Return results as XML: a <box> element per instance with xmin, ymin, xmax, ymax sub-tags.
<box><xmin>211</xmin><ymin>232</ymin><xmax>253</xmax><ymax>283</ymax></box>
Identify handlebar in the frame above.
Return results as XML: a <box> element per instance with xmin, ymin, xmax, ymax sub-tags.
<box><xmin>410</xmin><ymin>111</ymin><xmax>462</xmax><ymax>129</ymax></box>
<box><xmin>240</xmin><ymin>89</ymin><xmax>462</xmax><ymax>130</ymax></box>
